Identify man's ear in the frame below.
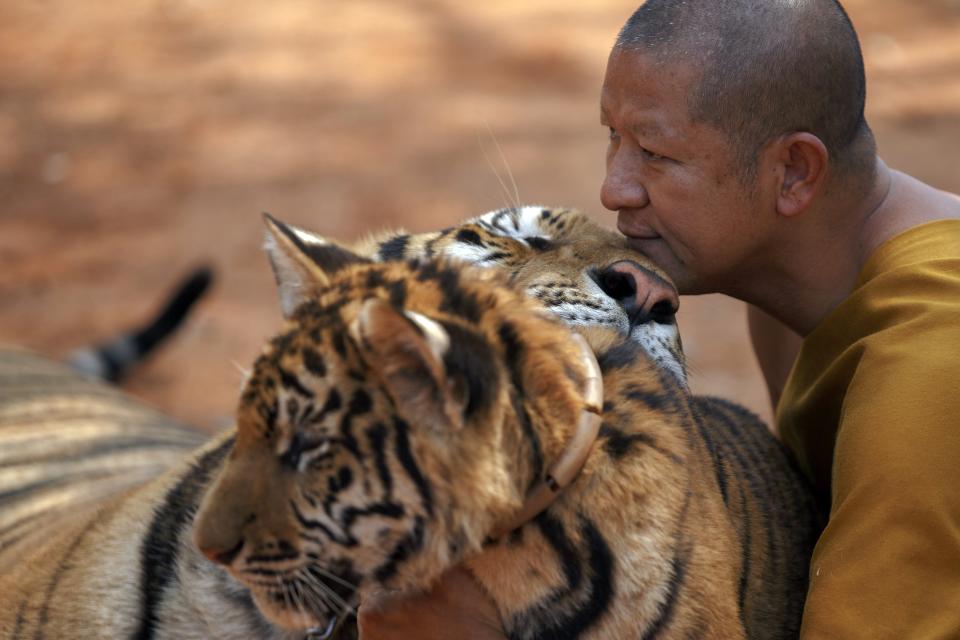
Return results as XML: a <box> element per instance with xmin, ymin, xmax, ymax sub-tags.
<box><xmin>349</xmin><ymin>298</ymin><xmax>464</xmax><ymax>433</ymax></box>
<box><xmin>262</xmin><ymin>213</ymin><xmax>371</xmax><ymax>318</ymax></box>
<box><xmin>770</xmin><ymin>132</ymin><xmax>829</xmax><ymax>218</ymax></box>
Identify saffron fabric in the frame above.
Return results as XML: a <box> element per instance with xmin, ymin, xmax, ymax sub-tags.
<box><xmin>778</xmin><ymin>219</ymin><xmax>960</xmax><ymax>639</ymax></box>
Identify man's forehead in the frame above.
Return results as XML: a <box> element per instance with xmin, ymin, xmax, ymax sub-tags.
<box><xmin>601</xmin><ymin>50</ymin><xmax>700</xmax><ymax>137</ymax></box>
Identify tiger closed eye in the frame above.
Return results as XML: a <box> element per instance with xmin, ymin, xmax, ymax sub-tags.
<box><xmin>282</xmin><ymin>433</ymin><xmax>335</xmax><ymax>471</ymax></box>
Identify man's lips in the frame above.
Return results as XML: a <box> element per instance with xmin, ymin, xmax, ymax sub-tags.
<box><xmin>616</xmin><ymin>213</ymin><xmax>661</xmax><ymax>240</ymax></box>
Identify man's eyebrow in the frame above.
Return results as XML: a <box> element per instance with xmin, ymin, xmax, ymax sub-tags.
<box><xmin>631</xmin><ymin>120</ymin><xmax>668</xmax><ymax>139</ymax></box>
<box><xmin>599</xmin><ymin>105</ymin><xmax>671</xmax><ymax>140</ymax></box>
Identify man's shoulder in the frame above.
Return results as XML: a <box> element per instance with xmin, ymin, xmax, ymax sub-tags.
<box><xmin>858</xmin><ymin>217</ymin><xmax>960</xmax><ymax>283</ymax></box>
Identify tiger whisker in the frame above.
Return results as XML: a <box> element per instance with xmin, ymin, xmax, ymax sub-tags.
<box><xmin>299</xmin><ymin>571</ymin><xmax>352</xmax><ymax>619</ymax></box>
<box><xmin>305</xmin><ymin>564</ymin><xmax>358</xmax><ymax>592</ymax></box>
<box><xmin>484</xmin><ymin>120</ymin><xmax>521</xmax><ymax>209</ymax></box>
<box><xmin>229</xmin><ymin>359</ymin><xmax>252</xmax><ymax>381</ymax></box>
<box><xmin>297</xmin><ymin>567</ymin><xmax>356</xmax><ymax>617</ymax></box>
<box><xmin>291</xmin><ymin>578</ymin><xmax>314</xmax><ymax>629</ymax></box>
<box><xmin>294</xmin><ymin>569</ymin><xmax>335</xmax><ymax>615</ymax></box>
<box><xmin>274</xmin><ymin>571</ymin><xmax>297</xmax><ymax>626</ymax></box>
<box><xmin>478</xmin><ymin>122</ymin><xmax>521</xmax><ymax>210</ymax></box>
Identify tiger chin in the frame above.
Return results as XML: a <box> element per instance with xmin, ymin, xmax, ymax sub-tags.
<box><xmin>189</xmin><ymin>210</ymin><xmax>821</xmax><ymax>639</ymax></box>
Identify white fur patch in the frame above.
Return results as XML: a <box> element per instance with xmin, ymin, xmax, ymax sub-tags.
<box><xmin>290</xmin><ymin>225</ymin><xmax>330</xmax><ymax>246</ymax></box>
<box><xmin>472</xmin><ymin>206</ymin><xmax>554</xmax><ymax>241</ymax></box>
<box><xmin>546</xmin><ymin>302</ymin><xmax>624</xmax><ymax>329</ymax></box>
<box><xmin>632</xmin><ymin>323</ymin><xmax>687</xmax><ymax>387</ymax></box>
<box><xmin>442</xmin><ymin>242</ymin><xmax>498</xmax><ymax>264</ymax></box>
<box><xmin>403</xmin><ymin>309</ymin><xmax>450</xmax><ymax>362</ymax></box>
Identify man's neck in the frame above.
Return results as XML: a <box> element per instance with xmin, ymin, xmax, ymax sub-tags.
<box><xmin>743</xmin><ymin>158</ymin><xmax>960</xmax><ymax>336</ymax></box>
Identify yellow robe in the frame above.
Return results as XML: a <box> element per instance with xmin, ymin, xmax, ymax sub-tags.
<box><xmin>778</xmin><ymin>219</ymin><xmax>960</xmax><ymax>638</ymax></box>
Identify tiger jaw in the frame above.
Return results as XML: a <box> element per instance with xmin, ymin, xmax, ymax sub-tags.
<box><xmin>237</xmin><ymin>563</ymin><xmax>358</xmax><ymax>632</ymax></box>
<box><xmin>248</xmin><ymin>583</ymin><xmax>335</xmax><ymax>632</ymax></box>
<box><xmin>630</xmin><ymin>321</ymin><xmax>686</xmax><ymax>386</ymax></box>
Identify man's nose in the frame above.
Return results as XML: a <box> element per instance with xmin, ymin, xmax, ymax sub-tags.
<box><xmin>594</xmin><ymin>260</ymin><xmax>679</xmax><ymax>325</ymax></box>
<box><xmin>600</xmin><ymin>151</ymin><xmax>649</xmax><ymax>212</ymax></box>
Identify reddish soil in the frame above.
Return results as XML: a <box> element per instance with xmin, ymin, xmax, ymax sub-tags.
<box><xmin>1</xmin><ymin>1</ymin><xmax>958</xmax><ymax>431</ymax></box>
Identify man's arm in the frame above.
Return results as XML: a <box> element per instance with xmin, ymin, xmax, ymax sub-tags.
<box><xmin>747</xmin><ymin>305</ymin><xmax>803</xmax><ymax>417</ymax></box>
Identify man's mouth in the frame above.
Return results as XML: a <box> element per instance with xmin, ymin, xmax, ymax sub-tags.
<box><xmin>616</xmin><ymin>213</ymin><xmax>661</xmax><ymax>240</ymax></box>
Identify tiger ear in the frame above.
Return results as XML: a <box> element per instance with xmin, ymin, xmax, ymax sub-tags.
<box><xmin>262</xmin><ymin>213</ymin><xmax>371</xmax><ymax>318</ymax></box>
<box><xmin>349</xmin><ymin>298</ymin><xmax>463</xmax><ymax>432</ymax></box>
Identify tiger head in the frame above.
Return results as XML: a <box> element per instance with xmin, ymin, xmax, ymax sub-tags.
<box><xmin>359</xmin><ymin>206</ymin><xmax>685</xmax><ymax>384</ymax></box>
<box><xmin>192</xmin><ymin>215</ymin><xmax>596</xmax><ymax>632</ymax></box>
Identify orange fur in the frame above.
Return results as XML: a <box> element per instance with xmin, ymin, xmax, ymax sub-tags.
<box><xmin>0</xmin><ymin>208</ymin><xmax>818</xmax><ymax>639</ymax></box>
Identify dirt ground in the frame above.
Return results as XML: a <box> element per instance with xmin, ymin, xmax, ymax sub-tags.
<box><xmin>1</xmin><ymin>1</ymin><xmax>958</xmax><ymax>432</ymax></box>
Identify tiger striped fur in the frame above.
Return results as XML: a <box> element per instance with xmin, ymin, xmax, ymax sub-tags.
<box><xmin>0</xmin><ymin>208</ymin><xmax>820</xmax><ymax>639</ymax></box>
<box><xmin>0</xmin><ymin>349</ymin><xmax>206</xmax><ymax>566</ymax></box>
<box><xmin>353</xmin><ymin>206</ymin><xmax>687</xmax><ymax>385</ymax></box>
<box><xmin>197</xmin><ymin>209</ymin><xmax>817</xmax><ymax>638</ymax></box>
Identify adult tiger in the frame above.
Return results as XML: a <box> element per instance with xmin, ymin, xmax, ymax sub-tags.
<box><xmin>0</xmin><ymin>209</ymin><xmax>819</xmax><ymax>639</ymax></box>
<box><xmin>0</xmin><ymin>266</ymin><xmax>212</xmax><ymax>570</ymax></box>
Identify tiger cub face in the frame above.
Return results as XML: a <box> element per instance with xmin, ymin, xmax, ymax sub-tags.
<box><xmin>193</xmin><ymin>216</ymin><xmax>591</xmax><ymax>632</ymax></box>
<box><xmin>362</xmin><ymin>206</ymin><xmax>686</xmax><ymax>383</ymax></box>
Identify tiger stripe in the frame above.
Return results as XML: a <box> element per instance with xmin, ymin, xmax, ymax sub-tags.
<box><xmin>185</xmin><ymin>217</ymin><xmax>818</xmax><ymax>638</ymax></box>
<box><xmin>135</xmin><ymin>435</ymin><xmax>235</xmax><ymax>640</ymax></box>
<box><xmin>0</xmin><ymin>350</ymin><xmax>205</xmax><ymax>564</ymax></box>
<box><xmin>1</xmin><ymin>207</ymin><xmax>819</xmax><ymax>639</ymax></box>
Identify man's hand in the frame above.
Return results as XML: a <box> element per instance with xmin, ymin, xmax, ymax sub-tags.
<box><xmin>357</xmin><ymin>566</ymin><xmax>506</xmax><ymax>639</ymax></box>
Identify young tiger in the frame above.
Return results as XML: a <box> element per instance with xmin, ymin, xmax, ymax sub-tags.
<box><xmin>0</xmin><ymin>210</ymin><xmax>819</xmax><ymax>639</ymax></box>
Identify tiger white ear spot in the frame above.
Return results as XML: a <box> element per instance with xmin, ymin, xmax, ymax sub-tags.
<box><xmin>349</xmin><ymin>298</ymin><xmax>378</xmax><ymax>348</ymax></box>
<box><xmin>350</xmin><ymin>301</ymin><xmax>450</xmax><ymax>362</ymax></box>
<box><xmin>287</xmin><ymin>225</ymin><xmax>330</xmax><ymax>247</ymax></box>
<box><xmin>403</xmin><ymin>309</ymin><xmax>450</xmax><ymax>363</ymax></box>
<box><xmin>349</xmin><ymin>298</ymin><xmax>463</xmax><ymax>432</ymax></box>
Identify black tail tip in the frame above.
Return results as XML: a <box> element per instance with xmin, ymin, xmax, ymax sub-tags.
<box><xmin>178</xmin><ymin>265</ymin><xmax>215</xmax><ymax>305</ymax></box>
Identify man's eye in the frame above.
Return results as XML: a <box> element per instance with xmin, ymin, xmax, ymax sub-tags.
<box><xmin>607</xmin><ymin>126</ymin><xmax>619</xmax><ymax>141</ymax></box>
<box><xmin>640</xmin><ymin>147</ymin><xmax>666</xmax><ymax>162</ymax></box>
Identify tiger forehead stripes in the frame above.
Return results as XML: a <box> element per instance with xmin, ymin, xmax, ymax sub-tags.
<box><xmin>352</xmin><ymin>206</ymin><xmax>687</xmax><ymax>384</ymax></box>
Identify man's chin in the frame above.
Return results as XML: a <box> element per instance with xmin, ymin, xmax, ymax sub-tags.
<box><xmin>625</xmin><ymin>235</ymin><xmax>665</xmax><ymax>253</ymax></box>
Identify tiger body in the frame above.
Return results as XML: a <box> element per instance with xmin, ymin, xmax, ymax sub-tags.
<box><xmin>0</xmin><ymin>350</ymin><xmax>245</xmax><ymax>638</ymax></box>
<box><xmin>0</xmin><ymin>208</ymin><xmax>819</xmax><ymax>639</ymax></box>
<box><xmin>0</xmin><ymin>349</ymin><xmax>206</xmax><ymax>571</ymax></box>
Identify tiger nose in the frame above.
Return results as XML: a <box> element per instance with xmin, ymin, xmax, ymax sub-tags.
<box><xmin>595</xmin><ymin>260</ymin><xmax>679</xmax><ymax>325</ymax></box>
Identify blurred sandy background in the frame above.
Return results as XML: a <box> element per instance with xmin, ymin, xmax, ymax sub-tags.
<box><xmin>1</xmin><ymin>1</ymin><xmax>958</xmax><ymax>431</ymax></box>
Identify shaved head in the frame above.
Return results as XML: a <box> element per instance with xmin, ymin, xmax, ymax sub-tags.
<box><xmin>616</xmin><ymin>0</ymin><xmax>875</xmax><ymax>182</ymax></box>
